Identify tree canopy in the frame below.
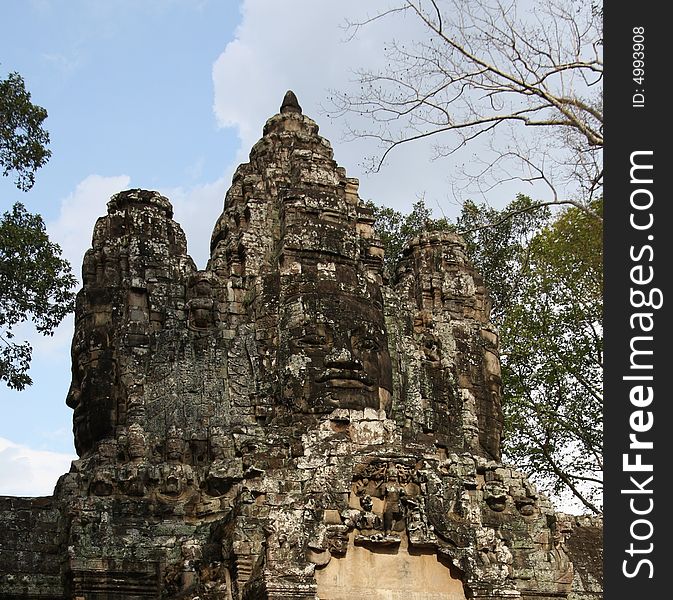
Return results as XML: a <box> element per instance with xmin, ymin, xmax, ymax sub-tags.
<box><xmin>364</xmin><ymin>198</ymin><xmax>450</xmax><ymax>277</ymax></box>
<box><xmin>0</xmin><ymin>71</ymin><xmax>52</xmax><ymax>191</ymax></box>
<box><xmin>0</xmin><ymin>203</ymin><xmax>76</xmax><ymax>389</ymax></box>
<box><xmin>1</xmin><ymin>70</ymin><xmax>76</xmax><ymax>390</ymax></box>
<box><xmin>459</xmin><ymin>196</ymin><xmax>603</xmax><ymax>513</ymax></box>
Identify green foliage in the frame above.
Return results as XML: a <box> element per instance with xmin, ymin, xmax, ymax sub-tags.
<box><xmin>1</xmin><ymin>69</ymin><xmax>75</xmax><ymax>390</ymax></box>
<box><xmin>460</xmin><ymin>197</ymin><xmax>603</xmax><ymax>513</ymax></box>
<box><xmin>365</xmin><ymin>198</ymin><xmax>451</xmax><ymax>276</ymax></box>
<box><xmin>456</xmin><ymin>194</ymin><xmax>552</xmax><ymax>322</ymax></box>
<box><xmin>0</xmin><ymin>203</ymin><xmax>77</xmax><ymax>389</ymax></box>
<box><xmin>1</xmin><ymin>71</ymin><xmax>51</xmax><ymax>192</ymax></box>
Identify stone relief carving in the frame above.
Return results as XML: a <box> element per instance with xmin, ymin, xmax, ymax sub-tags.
<box><xmin>0</xmin><ymin>91</ymin><xmax>602</xmax><ymax>600</ymax></box>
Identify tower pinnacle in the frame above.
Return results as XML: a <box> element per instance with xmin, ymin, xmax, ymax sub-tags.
<box><xmin>280</xmin><ymin>90</ymin><xmax>302</xmax><ymax>114</ymax></box>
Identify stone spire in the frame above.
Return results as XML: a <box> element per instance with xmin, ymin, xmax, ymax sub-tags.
<box><xmin>280</xmin><ymin>89</ymin><xmax>302</xmax><ymax>114</ymax></box>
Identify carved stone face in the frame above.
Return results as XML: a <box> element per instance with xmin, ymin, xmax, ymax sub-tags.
<box><xmin>187</xmin><ymin>272</ymin><xmax>216</xmax><ymax>329</ymax></box>
<box><xmin>279</xmin><ymin>281</ymin><xmax>392</xmax><ymax>413</ymax></box>
<box><xmin>66</xmin><ymin>326</ymin><xmax>117</xmax><ymax>457</ymax></box>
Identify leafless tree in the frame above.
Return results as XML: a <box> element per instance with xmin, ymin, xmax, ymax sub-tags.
<box><xmin>329</xmin><ymin>0</ymin><xmax>603</xmax><ymax>217</ymax></box>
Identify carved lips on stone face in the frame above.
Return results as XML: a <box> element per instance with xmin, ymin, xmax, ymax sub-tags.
<box><xmin>280</xmin><ymin>284</ymin><xmax>393</xmax><ymax>414</ymax></box>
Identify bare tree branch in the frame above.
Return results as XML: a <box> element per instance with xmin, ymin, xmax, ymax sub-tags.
<box><xmin>330</xmin><ymin>0</ymin><xmax>603</xmax><ymax>209</ymax></box>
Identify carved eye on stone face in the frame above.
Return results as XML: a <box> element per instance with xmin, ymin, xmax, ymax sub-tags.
<box><xmin>354</xmin><ymin>337</ymin><xmax>380</xmax><ymax>352</ymax></box>
<box><xmin>292</xmin><ymin>324</ymin><xmax>332</xmax><ymax>351</ymax></box>
<box><xmin>296</xmin><ymin>334</ymin><xmax>328</xmax><ymax>348</ymax></box>
<box><xmin>350</xmin><ymin>324</ymin><xmax>385</xmax><ymax>355</ymax></box>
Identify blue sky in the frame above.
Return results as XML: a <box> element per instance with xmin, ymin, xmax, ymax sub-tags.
<box><xmin>0</xmin><ymin>0</ymin><xmax>550</xmax><ymax>498</ymax></box>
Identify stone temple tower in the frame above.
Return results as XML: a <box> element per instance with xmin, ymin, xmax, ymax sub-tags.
<box><xmin>0</xmin><ymin>92</ymin><xmax>602</xmax><ymax>599</ymax></box>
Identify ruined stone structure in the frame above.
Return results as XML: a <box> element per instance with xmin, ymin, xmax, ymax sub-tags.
<box><xmin>0</xmin><ymin>92</ymin><xmax>602</xmax><ymax>599</ymax></box>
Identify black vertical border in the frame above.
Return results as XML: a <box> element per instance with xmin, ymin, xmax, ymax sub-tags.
<box><xmin>604</xmin><ymin>5</ymin><xmax>668</xmax><ymax>598</ymax></box>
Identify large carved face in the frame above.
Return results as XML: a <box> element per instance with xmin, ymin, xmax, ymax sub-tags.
<box><xmin>66</xmin><ymin>325</ymin><xmax>117</xmax><ymax>456</ymax></box>
<box><xmin>279</xmin><ymin>279</ymin><xmax>392</xmax><ymax>414</ymax></box>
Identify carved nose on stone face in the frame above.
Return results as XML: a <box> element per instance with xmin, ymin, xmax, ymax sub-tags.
<box><xmin>65</xmin><ymin>385</ymin><xmax>81</xmax><ymax>409</ymax></box>
<box><xmin>324</xmin><ymin>347</ymin><xmax>361</xmax><ymax>371</ymax></box>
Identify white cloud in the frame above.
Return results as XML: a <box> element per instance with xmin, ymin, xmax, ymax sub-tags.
<box><xmin>41</xmin><ymin>52</ymin><xmax>84</xmax><ymax>75</ymax></box>
<box><xmin>48</xmin><ymin>174</ymin><xmax>132</xmax><ymax>276</ymax></box>
<box><xmin>45</xmin><ymin>172</ymin><xmax>226</xmax><ymax>275</ymax></box>
<box><xmin>0</xmin><ymin>437</ymin><xmax>75</xmax><ymax>497</ymax></box>
<box><xmin>211</xmin><ymin>0</ymin><xmax>458</xmax><ymax>216</ymax></box>
<box><xmin>161</xmin><ymin>176</ymin><xmax>230</xmax><ymax>269</ymax></box>
<box><xmin>211</xmin><ymin>1</ymin><xmax>557</xmax><ymax>217</ymax></box>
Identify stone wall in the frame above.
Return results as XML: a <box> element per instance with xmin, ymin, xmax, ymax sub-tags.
<box><xmin>0</xmin><ymin>497</ymin><xmax>64</xmax><ymax>599</ymax></box>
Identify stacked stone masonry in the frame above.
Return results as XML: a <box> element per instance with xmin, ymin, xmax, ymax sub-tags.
<box><xmin>0</xmin><ymin>91</ymin><xmax>602</xmax><ymax>599</ymax></box>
